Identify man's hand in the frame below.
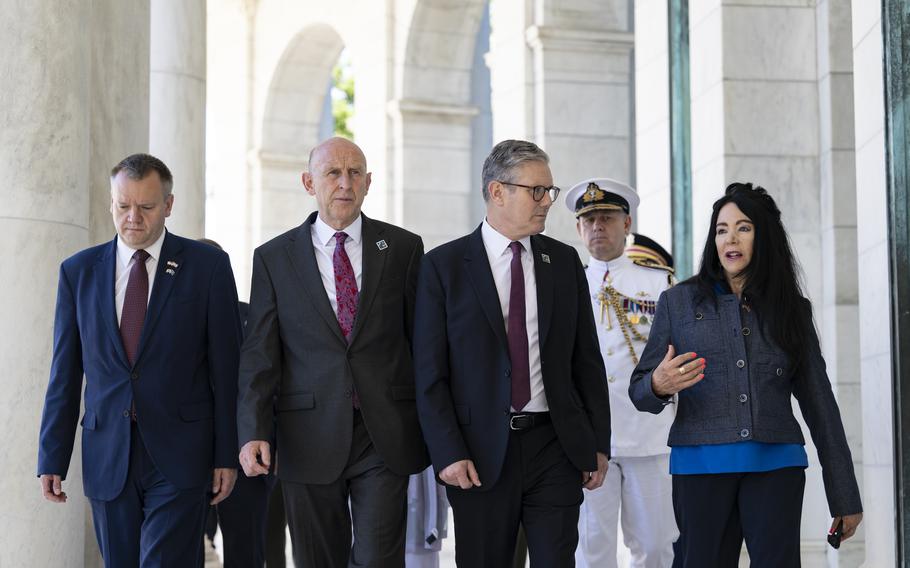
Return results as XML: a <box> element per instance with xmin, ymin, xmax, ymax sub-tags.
<box><xmin>439</xmin><ymin>459</ymin><xmax>481</xmax><ymax>489</ymax></box>
<box><xmin>210</xmin><ymin>468</ymin><xmax>238</xmax><ymax>505</ymax></box>
<box><xmin>583</xmin><ymin>452</ymin><xmax>609</xmax><ymax>490</ymax></box>
<box><xmin>239</xmin><ymin>440</ymin><xmax>271</xmax><ymax>477</ymax></box>
<box><xmin>40</xmin><ymin>474</ymin><xmax>67</xmax><ymax>503</ymax></box>
<box><xmin>833</xmin><ymin>512</ymin><xmax>863</xmax><ymax>542</ymax></box>
<box><xmin>651</xmin><ymin>345</ymin><xmax>705</xmax><ymax>397</ymax></box>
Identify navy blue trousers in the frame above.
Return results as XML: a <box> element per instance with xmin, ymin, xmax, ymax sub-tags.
<box><xmin>671</xmin><ymin>467</ymin><xmax>805</xmax><ymax>568</ymax></box>
<box><xmin>90</xmin><ymin>424</ymin><xmax>208</xmax><ymax>567</ymax></box>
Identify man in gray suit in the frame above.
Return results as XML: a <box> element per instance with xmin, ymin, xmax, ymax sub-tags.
<box><xmin>237</xmin><ymin>137</ymin><xmax>429</xmax><ymax>567</ymax></box>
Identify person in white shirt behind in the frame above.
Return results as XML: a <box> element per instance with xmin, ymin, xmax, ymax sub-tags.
<box><xmin>567</xmin><ymin>178</ymin><xmax>678</xmax><ymax>568</ymax></box>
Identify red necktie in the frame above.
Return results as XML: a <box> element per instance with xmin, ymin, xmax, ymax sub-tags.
<box><xmin>508</xmin><ymin>242</ymin><xmax>531</xmax><ymax>411</ymax></box>
<box><xmin>333</xmin><ymin>232</ymin><xmax>361</xmax><ymax>408</ymax></box>
<box><xmin>120</xmin><ymin>249</ymin><xmax>150</xmax><ymax>366</ymax></box>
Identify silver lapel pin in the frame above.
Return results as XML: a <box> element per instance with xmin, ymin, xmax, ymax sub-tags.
<box><xmin>376</xmin><ymin>240</ymin><xmax>388</xmax><ymax>251</ymax></box>
<box><xmin>165</xmin><ymin>268</ymin><xmax>176</xmax><ymax>276</ymax></box>
<box><xmin>541</xmin><ymin>254</ymin><xmax>551</xmax><ymax>264</ymax></box>
<box><xmin>166</xmin><ymin>260</ymin><xmax>178</xmax><ymax>268</ymax></box>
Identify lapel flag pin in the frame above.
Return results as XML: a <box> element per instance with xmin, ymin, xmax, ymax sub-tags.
<box><xmin>166</xmin><ymin>260</ymin><xmax>178</xmax><ymax>268</ymax></box>
<box><xmin>376</xmin><ymin>240</ymin><xmax>388</xmax><ymax>251</ymax></box>
<box><xmin>541</xmin><ymin>254</ymin><xmax>551</xmax><ymax>264</ymax></box>
<box><xmin>166</xmin><ymin>268</ymin><xmax>176</xmax><ymax>276</ymax></box>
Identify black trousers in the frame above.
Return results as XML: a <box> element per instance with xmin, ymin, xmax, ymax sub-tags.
<box><xmin>671</xmin><ymin>467</ymin><xmax>806</xmax><ymax>568</ymax></box>
<box><xmin>446</xmin><ymin>421</ymin><xmax>583</xmax><ymax>568</ymax></box>
<box><xmin>214</xmin><ymin>470</ymin><xmax>276</xmax><ymax>567</ymax></box>
<box><xmin>281</xmin><ymin>411</ymin><xmax>409</xmax><ymax>568</ymax></box>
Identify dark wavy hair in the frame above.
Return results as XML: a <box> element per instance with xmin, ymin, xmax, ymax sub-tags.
<box><xmin>692</xmin><ymin>182</ymin><xmax>810</xmax><ymax>369</ymax></box>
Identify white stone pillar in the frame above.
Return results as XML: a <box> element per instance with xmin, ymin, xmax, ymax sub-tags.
<box><xmin>0</xmin><ymin>1</ymin><xmax>91</xmax><ymax>564</ymax></box>
<box><xmin>633</xmin><ymin>0</ymin><xmax>672</xmax><ymax>248</ymax></box>
<box><xmin>150</xmin><ymin>0</ymin><xmax>207</xmax><ymax>238</ymax></box>
<box><xmin>851</xmin><ymin>1</ymin><xmax>895</xmax><ymax>565</ymax></box>
<box><xmin>488</xmin><ymin>0</ymin><xmax>634</xmax><ymax>250</ymax></box>
<box><xmin>387</xmin><ymin>100</ymin><xmax>478</xmax><ymax>250</ymax></box>
<box><xmin>816</xmin><ymin>0</ymin><xmax>864</xmax><ymax>564</ymax></box>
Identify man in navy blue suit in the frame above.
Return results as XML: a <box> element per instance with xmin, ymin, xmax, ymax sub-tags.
<box><xmin>414</xmin><ymin>140</ymin><xmax>612</xmax><ymax>566</ymax></box>
<box><xmin>37</xmin><ymin>154</ymin><xmax>242</xmax><ymax>567</ymax></box>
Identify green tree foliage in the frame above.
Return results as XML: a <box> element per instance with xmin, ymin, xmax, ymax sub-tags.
<box><xmin>332</xmin><ymin>58</ymin><xmax>355</xmax><ymax>139</ymax></box>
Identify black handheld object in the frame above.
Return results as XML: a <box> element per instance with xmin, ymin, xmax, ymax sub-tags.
<box><xmin>827</xmin><ymin>518</ymin><xmax>844</xmax><ymax>549</ymax></box>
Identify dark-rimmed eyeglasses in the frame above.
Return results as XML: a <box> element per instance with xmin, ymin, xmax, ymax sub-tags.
<box><xmin>497</xmin><ymin>181</ymin><xmax>561</xmax><ymax>202</ymax></box>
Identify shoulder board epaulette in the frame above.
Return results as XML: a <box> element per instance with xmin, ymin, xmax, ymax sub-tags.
<box><xmin>632</xmin><ymin>258</ymin><xmax>675</xmax><ymax>274</ymax></box>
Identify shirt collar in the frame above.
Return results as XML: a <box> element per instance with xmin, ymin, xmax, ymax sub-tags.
<box><xmin>586</xmin><ymin>253</ymin><xmax>631</xmax><ymax>273</ymax></box>
<box><xmin>481</xmin><ymin>219</ymin><xmax>532</xmax><ymax>258</ymax></box>
<box><xmin>313</xmin><ymin>213</ymin><xmax>363</xmax><ymax>247</ymax></box>
<box><xmin>117</xmin><ymin>228</ymin><xmax>167</xmax><ymax>268</ymax></box>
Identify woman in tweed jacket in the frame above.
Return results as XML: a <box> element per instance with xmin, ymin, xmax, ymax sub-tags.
<box><xmin>629</xmin><ymin>183</ymin><xmax>862</xmax><ymax>567</ymax></box>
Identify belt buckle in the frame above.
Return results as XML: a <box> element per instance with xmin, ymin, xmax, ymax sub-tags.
<box><xmin>509</xmin><ymin>414</ymin><xmax>530</xmax><ymax>431</ymax></box>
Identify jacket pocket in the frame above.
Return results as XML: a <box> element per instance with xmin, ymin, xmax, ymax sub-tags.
<box><xmin>277</xmin><ymin>392</ymin><xmax>316</xmax><ymax>412</ymax></box>
<box><xmin>756</xmin><ymin>362</ymin><xmax>792</xmax><ymax>418</ymax></box>
<box><xmin>80</xmin><ymin>410</ymin><xmax>97</xmax><ymax>430</ymax></box>
<box><xmin>391</xmin><ymin>385</ymin><xmax>415</xmax><ymax>400</ymax></box>
<box><xmin>454</xmin><ymin>404</ymin><xmax>471</xmax><ymax>425</ymax></box>
<box><xmin>679</xmin><ymin>361</ymin><xmax>729</xmax><ymax>421</ymax></box>
<box><xmin>179</xmin><ymin>400</ymin><xmax>214</xmax><ymax>422</ymax></box>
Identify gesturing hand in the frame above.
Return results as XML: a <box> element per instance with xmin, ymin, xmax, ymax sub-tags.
<box><xmin>651</xmin><ymin>345</ymin><xmax>705</xmax><ymax>397</ymax></box>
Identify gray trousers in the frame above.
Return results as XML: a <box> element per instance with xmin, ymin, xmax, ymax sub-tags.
<box><xmin>282</xmin><ymin>411</ymin><xmax>409</xmax><ymax>568</ymax></box>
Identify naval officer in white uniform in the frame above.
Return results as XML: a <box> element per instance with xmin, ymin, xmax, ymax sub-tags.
<box><xmin>568</xmin><ymin>178</ymin><xmax>678</xmax><ymax>568</ymax></box>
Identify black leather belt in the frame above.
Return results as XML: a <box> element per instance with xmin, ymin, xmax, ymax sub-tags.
<box><xmin>509</xmin><ymin>412</ymin><xmax>551</xmax><ymax>431</ymax></box>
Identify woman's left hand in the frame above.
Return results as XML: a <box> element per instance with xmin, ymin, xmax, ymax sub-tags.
<box><xmin>831</xmin><ymin>512</ymin><xmax>863</xmax><ymax>542</ymax></box>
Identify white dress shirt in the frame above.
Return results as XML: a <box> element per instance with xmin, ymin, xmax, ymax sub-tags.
<box><xmin>481</xmin><ymin>219</ymin><xmax>548</xmax><ymax>412</ymax></box>
<box><xmin>115</xmin><ymin>229</ymin><xmax>166</xmax><ymax>325</ymax></box>
<box><xmin>311</xmin><ymin>214</ymin><xmax>364</xmax><ymax>316</ymax></box>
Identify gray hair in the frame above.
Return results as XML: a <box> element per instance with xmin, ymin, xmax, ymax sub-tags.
<box><xmin>110</xmin><ymin>153</ymin><xmax>174</xmax><ymax>196</ymax></box>
<box><xmin>481</xmin><ymin>140</ymin><xmax>549</xmax><ymax>201</ymax></box>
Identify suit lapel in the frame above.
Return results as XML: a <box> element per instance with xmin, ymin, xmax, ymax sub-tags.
<box><xmin>286</xmin><ymin>212</ymin><xmax>347</xmax><ymax>345</ymax></box>
<box><xmin>464</xmin><ymin>226</ymin><xmax>509</xmax><ymax>354</ymax></box>
<box><xmin>95</xmin><ymin>238</ymin><xmax>129</xmax><ymax>368</ymax></box>
<box><xmin>531</xmin><ymin>235</ymin><xmax>553</xmax><ymax>349</ymax></box>
<box><xmin>135</xmin><ymin>231</ymin><xmax>182</xmax><ymax>365</ymax></box>
<box><xmin>348</xmin><ymin>215</ymin><xmax>386</xmax><ymax>345</ymax></box>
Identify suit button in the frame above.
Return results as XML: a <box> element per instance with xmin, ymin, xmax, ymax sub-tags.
<box><xmin>122</xmin><ymin>410</ymin><xmax>130</xmax><ymax>418</ymax></box>
<box><xmin>130</xmin><ymin>372</ymin><xmax>139</xmax><ymax>380</ymax></box>
<box><xmin>695</xmin><ymin>312</ymin><xmax>704</xmax><ymax>320</ymax></box>
<box><xmin>740</xmin><ymin>428</ymin><xmax>750</xmax><ymax>438</ymax></box>
<box><xmin>776</xmin><ymin>367</ymin><xmax>783</xmax><ymax>376</ymax></box>
<box><xmin>505</xmin><ymin>369</ymin><xmax>511</xmax><ymax>377</ymax></box>
<box><xmin>742</xmin><ymin>328</ymin><xmax>751</xmax><ymax>336</ymax></box>
<box><xmin>736</xmin><ymin>359</ymin><xmax>745</xmax><ymax>369</ymax></box>
<box><xmin>344</xmin><ymin>389</ymin><xmax>352</xmax><ymax>398</ymax></box>
<box><xmin>739</xmin><ymin>393</ymin><xmax>748</xmax><ymax>403</ymax></box>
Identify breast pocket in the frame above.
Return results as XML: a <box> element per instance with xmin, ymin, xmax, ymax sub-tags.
<box><xmin>679</xmin><ymin>311</ymin><xmax>721</xmax><ymax>352</ymax></box>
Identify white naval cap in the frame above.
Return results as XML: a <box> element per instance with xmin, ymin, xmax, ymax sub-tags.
<box><xmin>564</xmin><ymin>177</ymin><xmax>640</xmax><ymax>218</ymax></box>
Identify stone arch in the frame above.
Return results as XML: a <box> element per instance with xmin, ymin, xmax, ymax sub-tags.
<box><xmin>254</xmin><ymin>23</ymin><xmax>345</xmax><ymax>242</ymax></box>
<box><xmin>388</xmin><ymin>0</ymin><xmax>489</xmax><ymax>247</ymax></box>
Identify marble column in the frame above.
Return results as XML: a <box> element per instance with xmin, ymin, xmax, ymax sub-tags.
<box><xmin>0</xmin><ymin>1</ymin><xmax>91</xmax><ymax>564</ymax></box>
<box><xmin>816</xmin><ymin>0</ymin><xmax>864</xmax><ymax>564</ymax></box>
<box><xmin>150</xmin><ymin>0</ymin><xmax>207</xmax><ymax>238</ymax></box>
<box><xmin>488</xmin><ymin>0</ymin><xmax>634</xmax><ymax>250</ymax></box>
<box><xmin>851</xmin><ymin>0</ymin><xmax>895</xmax><ymax>564</ymax></box>
<box><xmin>387</xmin><ymin>100</ymin><xmax>478</xmax><ymax>250</ymax></box>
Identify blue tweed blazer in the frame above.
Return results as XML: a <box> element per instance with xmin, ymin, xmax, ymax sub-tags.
<box><xmin>629</xmin><ymin>282</ymin><xmax>862</xmax><ymax>516</ymax></box>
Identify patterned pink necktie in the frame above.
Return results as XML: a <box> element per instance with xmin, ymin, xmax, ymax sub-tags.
<box><xmin>333</xmin><ymin>232</ymin><xmax>359</xmax><ymax>339</ymax></box>
<box><xmin>508</xmin><ymin>241</ymin><xmax>531</xmax><ymax>411</ymax></box>
<box><xmin>120</xmin><ymin>249</ymin><xmax>150</xmax><ymax>366</ymax></box>
<box><xmin>333</xmin><ymin>232</ymin><xmax>360</xmax><ymax>408</ymax></box>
